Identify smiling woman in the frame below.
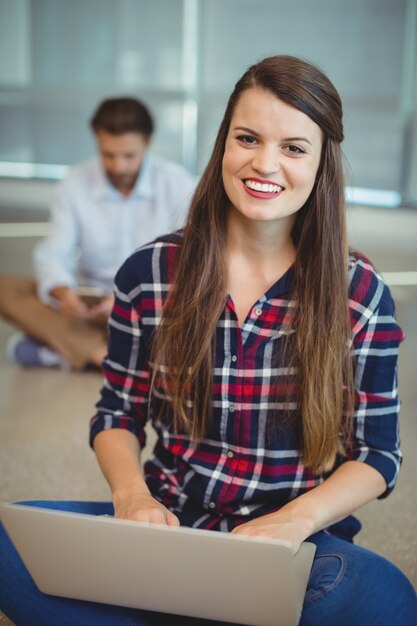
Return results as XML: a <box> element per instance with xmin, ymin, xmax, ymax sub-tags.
<box><xmin>0</xmin><ymin>55</ymin><xmax>416</xmax><ymax>626</ymax></box>
<box><xmin>222</xmin><ymin>88</ymin><xmax>322</xmax><ymax>227</ymax></box>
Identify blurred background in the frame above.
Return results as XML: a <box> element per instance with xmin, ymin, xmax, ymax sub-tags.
<box><xmin>0</xmin><ymin>1</ymin><xmax>416</xmax><ymax>620</ymax></box>
<box><xmin>1</xmin><ymin>0</ymin><xmax>417</xmax><ymax>201</ymax></box>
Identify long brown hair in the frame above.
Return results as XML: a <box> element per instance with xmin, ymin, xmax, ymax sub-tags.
<box><xmin>151</xmin><ymin>55</ymin><xmax>354</xmax><ymax>473</ymax></box>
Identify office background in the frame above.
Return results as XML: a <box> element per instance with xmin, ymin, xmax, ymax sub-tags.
<box><xmin>1</xmin><ymin>0</ymin><xmax>417</xmax><ymax>206</ymax></box>
<box><xmin>0</xmin><ymin>3</ymin><xmax>416</xmax><ymax>622</ymax></box>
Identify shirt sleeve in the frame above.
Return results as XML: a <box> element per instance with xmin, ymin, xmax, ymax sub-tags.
<box><xmin>89</xmin><ymin>257</ymin><xmax>150</xmax><ymax>450</ymax></box>
<box><xmin>153</xmin><ymin>159</ymin><xmax>197</xmax><ymax>232</ymax></box>
<box><xmin>33</xmin><ymin>178</ymin><xmax>80</xmax><ymax>303</ymax></box>
<box><xmin>347</xmin><ymin>274</ymin><xmax>405</xmax><ymax>498</ymax></box>
<box><xmin>173</xmin><ymin>169</ymin><xmax>197</xmax><ymax>228</ymax></box>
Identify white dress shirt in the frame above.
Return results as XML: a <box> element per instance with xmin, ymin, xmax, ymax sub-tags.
<box><xmin>34</xmin><ymin>154</ymin><xmax>196</xmax><ymax>302</ymax></box>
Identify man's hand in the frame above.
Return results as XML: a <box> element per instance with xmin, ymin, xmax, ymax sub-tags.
<box><xmin>113</xmin><ymin>490</ymin><xmax>180</xmax><ymax>526</ymax></box>
<box><xmin>50</xmin><ymin>285</ymin><xmax>91</xmax><ymax>318</ymax></box>
<box><xmin>88</xmin><ymin>294</ymin><xmax>115</xmax><ymax>319</ymax></box>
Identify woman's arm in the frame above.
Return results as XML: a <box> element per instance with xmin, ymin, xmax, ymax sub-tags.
<box><xmin>231</xmin><ymin>460</ymin><xmax>385</xmax><ymax>552</ymax></box>
<box><xmin>91</xmin><ymin>245</ymin><xmax>180</xmax><ymax>526</ymax></box>
<box><xmin>93</xmin><ymin>428</ymin><xmax>179</xmax><ymax>526</ymax></box>
<box><xmin>233</xmin><ymin>266</ymin><xmax>403</xmax><ymax>552</ymax></box>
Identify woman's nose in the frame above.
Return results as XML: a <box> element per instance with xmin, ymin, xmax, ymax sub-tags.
<box><xmin>251</xmin><ymin>148</ymin><xmax>279</xmax><ymax>174</ymax></box>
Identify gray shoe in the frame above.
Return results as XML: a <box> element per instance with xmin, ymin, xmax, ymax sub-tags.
<box><xmin>6</xmin><ymin>333</ymin><xmax>68</xmax><ymax>369</ymax></box>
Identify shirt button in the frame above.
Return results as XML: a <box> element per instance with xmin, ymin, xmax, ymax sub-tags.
<box><xmin>231</xmin><ymin>355</ymin><xmax>237</xmax><ymax>362</ymax></box>
<box><xmin>209</xmin><ymin>502</ymin><xmax>215</xmax><ymax>509</ymax></box>
<box><xmin>229</xmin><ymin>404</ymin><xmax>235</xmax><ymax>412</ymax></box>
<box><xmin>227</xmin><ymin>450</ymin><xmax>234</xmax><ymax>459</ymax></box>
<box><xmin>255</xmin><ymin>307</ymin><xmax>262</xmax><ymax>316</ymax></box>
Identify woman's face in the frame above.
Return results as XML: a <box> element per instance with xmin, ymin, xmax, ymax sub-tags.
<box><xmin>222</xmin><ymin>87</ymin><xmax>323</xmax><ymax>228</ymax></box>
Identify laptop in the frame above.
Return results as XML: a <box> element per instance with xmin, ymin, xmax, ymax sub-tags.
<box><xmin>0</xmin><ymin>502</ymin><xmax>315</xmax><ymax>626</ymax></box>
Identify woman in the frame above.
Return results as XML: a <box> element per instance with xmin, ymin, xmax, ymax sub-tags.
<box><xmin>1</xmin><ymin>55</ymin><xmax>416</xmax><ymax>625</ymax></box>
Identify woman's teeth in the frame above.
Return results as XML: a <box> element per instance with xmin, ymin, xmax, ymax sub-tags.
<box><xmin>244</xmin><ymin>180</ymin><xmax>283</xmax><ymax>193</ymax></box>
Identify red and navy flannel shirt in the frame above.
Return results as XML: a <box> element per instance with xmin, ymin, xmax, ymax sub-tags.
<box><xmin>90</xmin><ymin>232</ymin><xmax>404</xmax><ymax>532</ymax></box>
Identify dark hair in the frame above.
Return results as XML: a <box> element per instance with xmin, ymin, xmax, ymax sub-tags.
<box><xmin>90</xmin><ymin>97</ymin><xmax>154</xmax><ymax>137</ymax></box>
<box><xmin>152</xmin><ymin>55</ymin><xmax>353</xmax><ymax>473</ymax></box>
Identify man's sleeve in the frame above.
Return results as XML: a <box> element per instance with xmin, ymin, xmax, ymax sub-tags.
<box><xmin>33</xmin><ymin>179</ymin><xmax>80</xmax><ymax>303</ymax></box>
<box><xmin>166</xmin><ymin>165</ymin><xmax>197</xmax><ymax>230</ymax></box>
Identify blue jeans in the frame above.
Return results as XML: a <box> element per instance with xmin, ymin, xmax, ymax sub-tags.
<box><xmin>1</xmin><ymin>501</ymin><xmax>416</xmax><ymax>626</ymax></box>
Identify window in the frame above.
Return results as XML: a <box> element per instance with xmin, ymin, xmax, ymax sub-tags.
<box><xmin>0</xmin><ymin>0</ymin><xmax>416</xmax><ymax>207</ymax></box>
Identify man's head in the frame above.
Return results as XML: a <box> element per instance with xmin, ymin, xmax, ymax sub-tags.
<box><xmin>90</xmin><ymin>97</ymin><xmax>154</xmax><ymax>195</ymax></box>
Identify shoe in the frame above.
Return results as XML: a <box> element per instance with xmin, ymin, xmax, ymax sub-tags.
<box><xmin>6</xmin><ymin>333</ymin><xmax>68</xmax><ymax>369</ymax></box>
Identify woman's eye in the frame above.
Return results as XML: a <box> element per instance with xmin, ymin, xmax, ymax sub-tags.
<box><xmin>237</xmin><ymin>134</ymin><xmax>258</xmax><ymax>145</ymax></box>
<box><xmin>285</xmin><ymin>144</ymin><xmax>305</xmax><ymax>155</ymax></box>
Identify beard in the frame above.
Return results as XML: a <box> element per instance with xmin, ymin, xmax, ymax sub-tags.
<box><xmin>106</xmin><ymin>170</ymin><xmax>139</xmax><ymax>193</ymax></box>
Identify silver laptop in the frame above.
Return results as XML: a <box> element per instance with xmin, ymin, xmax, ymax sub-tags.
<box><xmin>0</xmin><ymin>502</ymin><xmax>315</xmax><ymax>626</ymax></box>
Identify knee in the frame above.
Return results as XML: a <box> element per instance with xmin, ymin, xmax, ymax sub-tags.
<box><xmin>0</xmin><ymin>274</ymin><xmax>37</xmax><ymax>316</ymax></box>
<box><xmin>377</xmin><ymin>558</ymin><xmax>417</xmax><ymax>624</ymax></box>
<box><xmin>302</xmin><ymin>545</ymin><xmax>417</xmax><ymax>626</ymax></box>
<box><xmin>0</xmin><ymin>275</ymin><xmax>14</xmax><ymax>314</ymax></box>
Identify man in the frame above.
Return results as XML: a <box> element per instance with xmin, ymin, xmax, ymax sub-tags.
<box><xmin>0</xmin><ymin>97</ymin><xmax>196</xmax><ymax>370</ymax></box>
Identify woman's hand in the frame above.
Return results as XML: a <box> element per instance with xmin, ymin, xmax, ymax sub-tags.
<box><xmin>230</xmin><ymin>509</ymin><xmax>313</xmax><ymax>554</ymax></box>
<box><xmin>93</xmin><ymin>429</ymin><xmax>180</xmax><ymax>527</ymax></box>
<box><xmin>113</xmin><ymin>490</ymin><xmax>180</xmax><ymax>527</ymax></box>
<box><xmin>231</xmin><ymin>462</ymin><xmax>387</xmax><ymax>554</ymax></box>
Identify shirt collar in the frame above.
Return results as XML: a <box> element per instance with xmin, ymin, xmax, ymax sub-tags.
<box><xmin>264</xmin><ymin>266</ymin><xmax>294</xmax><ymax>299</ymax></box>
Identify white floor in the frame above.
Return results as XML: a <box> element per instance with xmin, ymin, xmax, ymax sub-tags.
<box><xmin>0</xmin><ymin>209</ymin><xmax>416</xmax><ymax>625</ymax></box>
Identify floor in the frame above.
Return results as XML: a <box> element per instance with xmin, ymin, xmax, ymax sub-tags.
<box><xmin>0</xmin><ymin>212</ymin><xmax>416</xmax><ymax>625</ymax></box>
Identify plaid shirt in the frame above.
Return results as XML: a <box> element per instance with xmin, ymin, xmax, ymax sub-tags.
<box><xmin>90</xmin><ymin>233</ymin><xmax>404</xmax><ymax>533</ymax></box>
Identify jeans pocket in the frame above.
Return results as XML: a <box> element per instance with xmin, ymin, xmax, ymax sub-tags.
<box><xmin>304</xmin><ymin>554</ymin><xmax>346</xmax><ymax>605</ymax></box>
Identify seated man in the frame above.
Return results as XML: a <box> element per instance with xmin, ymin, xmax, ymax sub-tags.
<box><xmin>0</xmin><ymin>97</ymin><xmax>196</xmax><ymax>370</ymax></box>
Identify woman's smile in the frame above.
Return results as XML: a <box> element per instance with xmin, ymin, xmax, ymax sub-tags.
<box><xmin>222</xmin><ymin>86</ymin><xmax>323</xmax><ymax>227</ymax></box>
<box><xmin>243</xmin><ymin>177</ymin><xmax>284</xmax><ymax>199</ymax></box>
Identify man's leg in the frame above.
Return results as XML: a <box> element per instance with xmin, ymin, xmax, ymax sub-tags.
<box><xmin>0</xmin><ymin>275</ymin><xmax>107</xmax><ymax>369</ymax></box>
